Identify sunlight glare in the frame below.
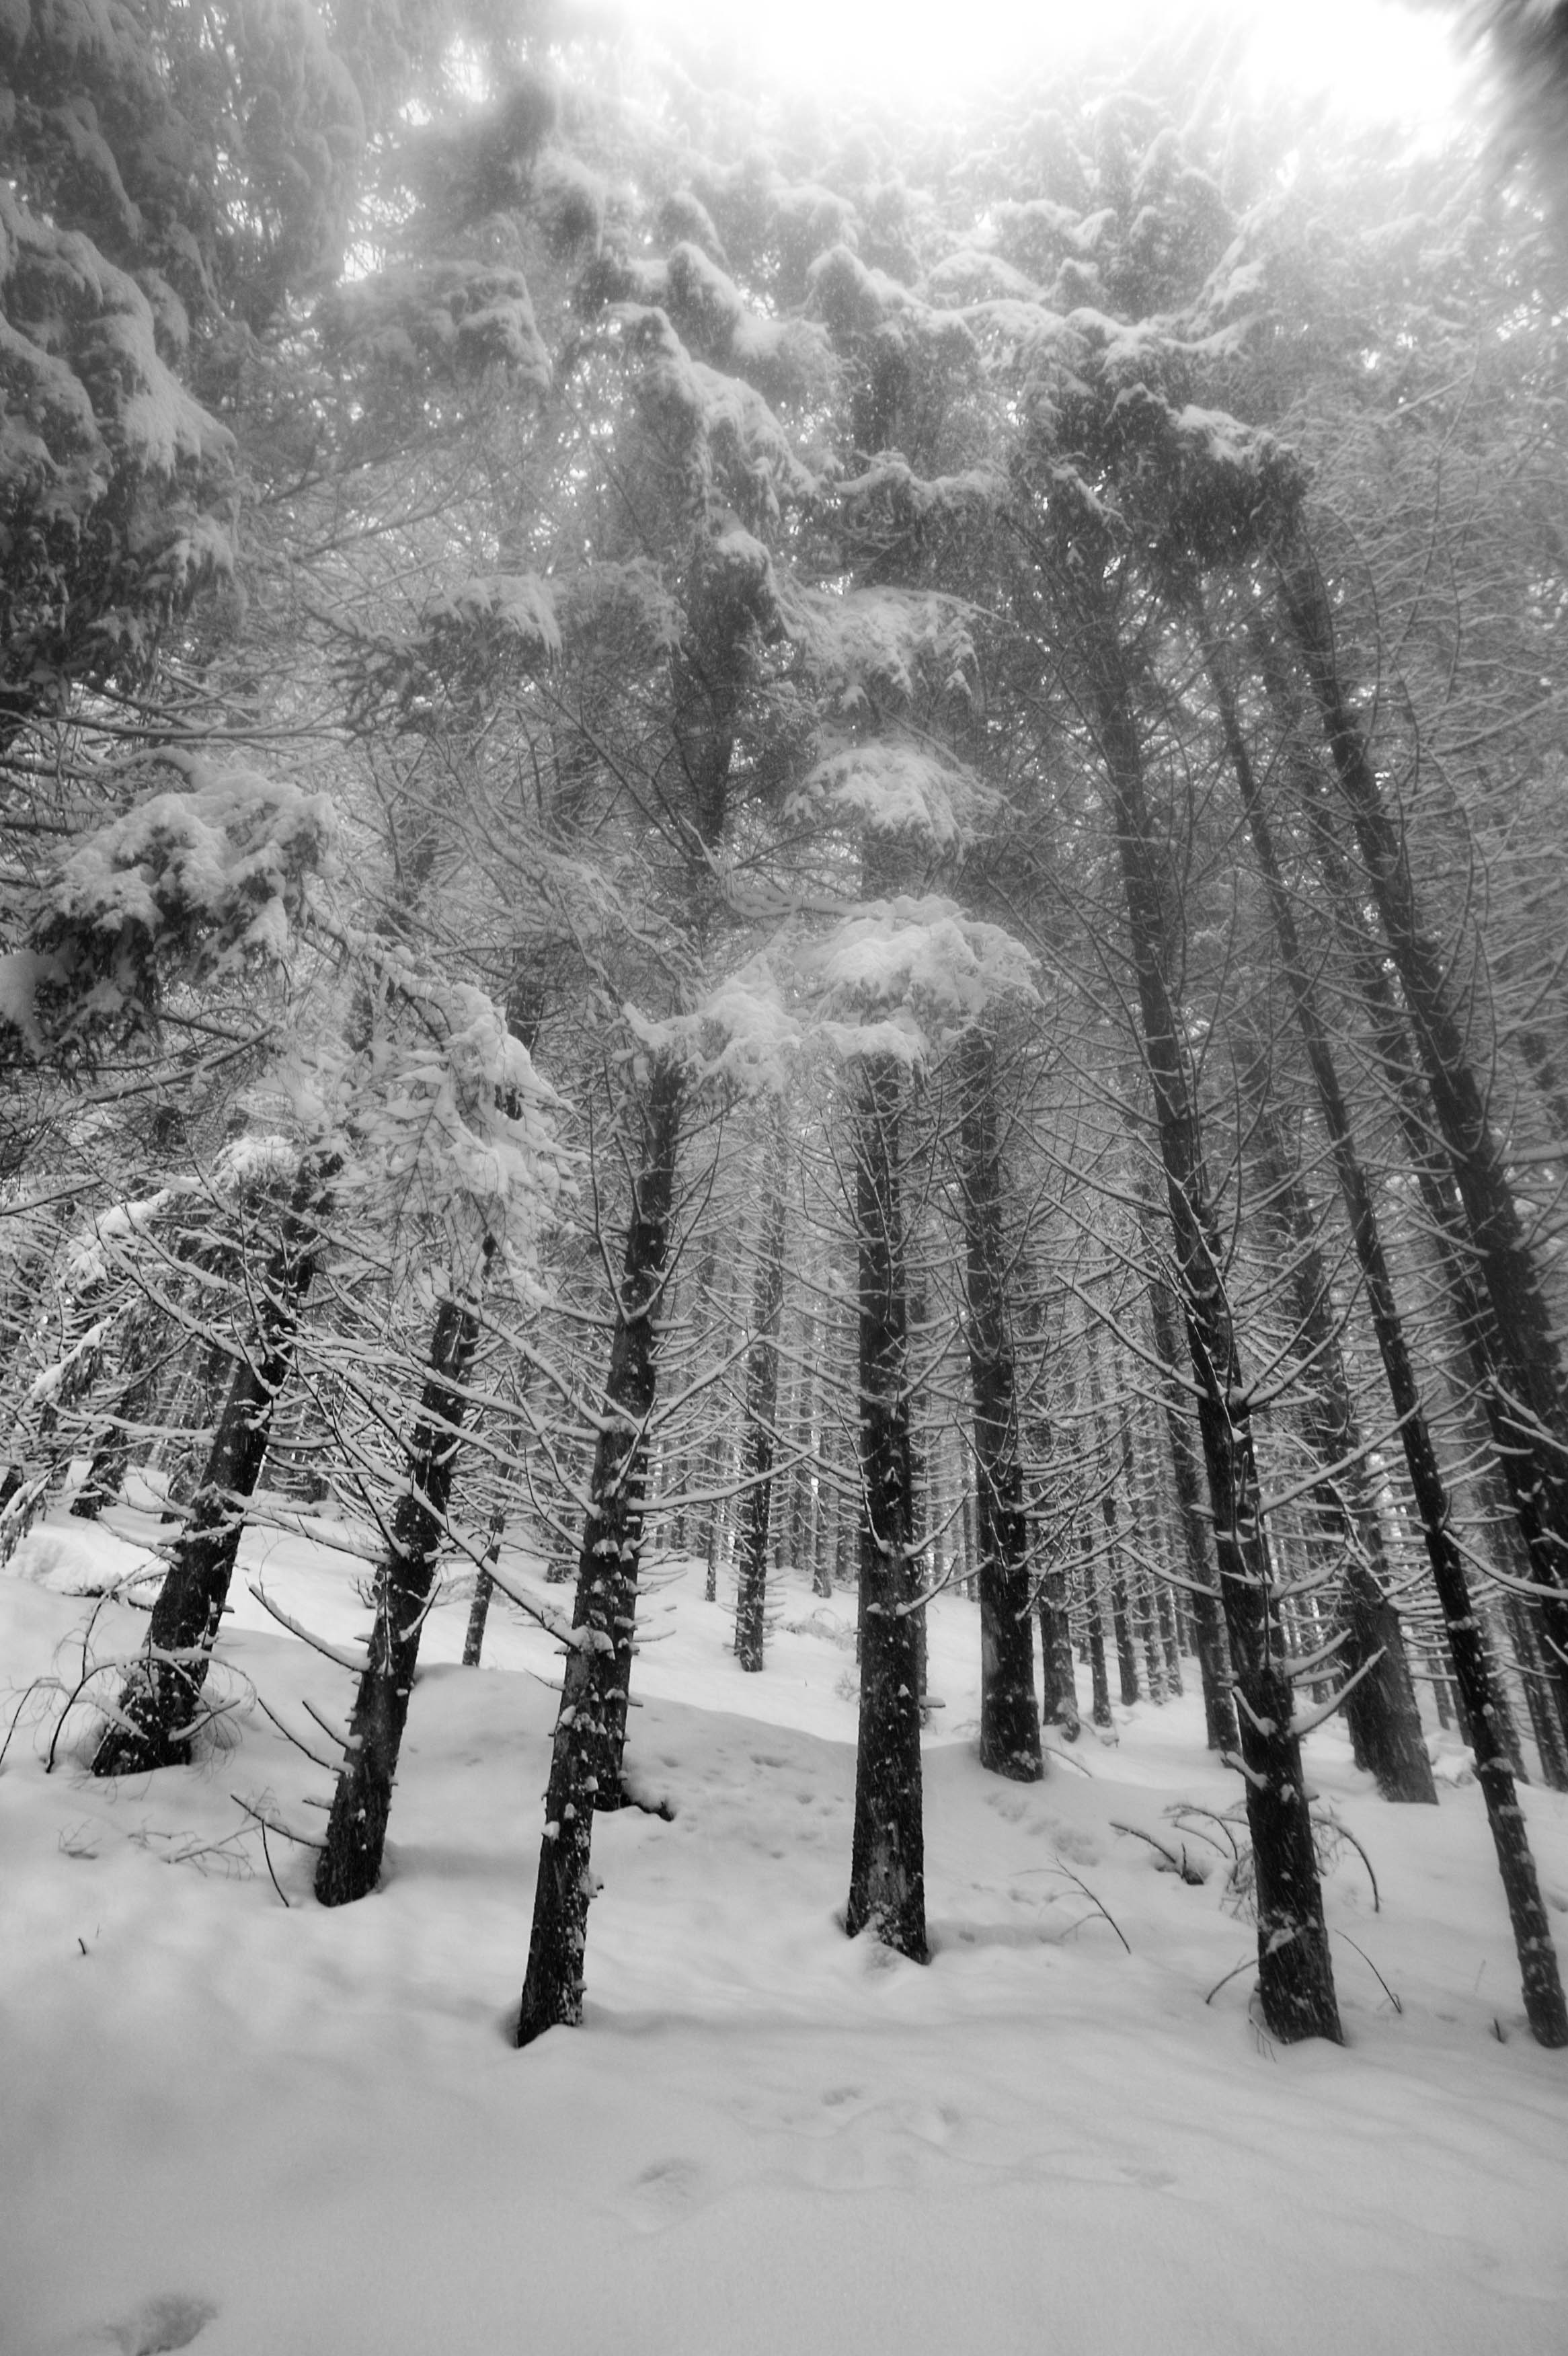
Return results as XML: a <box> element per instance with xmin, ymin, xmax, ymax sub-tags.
<box><xmin>637</xmin><ymin>0</ymin><xmax>1466</xmax><ymax>131</ymax></box>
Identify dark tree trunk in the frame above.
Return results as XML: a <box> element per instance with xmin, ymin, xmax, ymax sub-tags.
<box><xmin>957</xmin><ymin>1027</ymin><xmax>1043</xmax><ymax>1780</ymax></box>
<box><xmin>316</xmin><ymin>1280</ymin><xmax>485</xmax><ymax>1906</ymax></box>
<box><xmin>1249</xmin><ymin>582</ymin><xmax>1568</xmax><ymax>2039</ymax></box>
<box><xmin>1085</xmin><ymin>1567</ymin><xmax>1114</xmax><ymax>1729</ymax></box>
<box><xmin>1278</xmin><ymin>548</ymin><xmax>1568</xmax><ymax>1696</ymax></box>
<box><xmin>1038</xmin><ymin>1558</ymin><xmax>1081</xmax><ymax>1739</ymax></box>
<box><xmin>1086</xmin><ymin>604</ymin><xmax>1341</xmax><ymax>2045</ymax></box>
<box><xmin>1146</xmin><ymin>1263</ymin><xmax>1237</xmax><ymax>1752</ymax></box>
<box><xmin>1276</xmin><ymin>658</ymin><xmax>1568</xmax><ymax>1751</ymax></box>
<box><xmin>1156</xmin><ymin>1577</ymin><xmax>1184</xmax><ymax>1694</ymax></box>
<box><xmin>1087</xmin><ymin>1340</ymin><xmax>1139</xmax><ymax>1708</ymax></box>
<box><xmin>1223</xmin><ymin>1019</ymin><xmax>1435</xmax><ymax>1804</ymax></box>
<box><xmin>845</xmin><ymin>1052</ymin><xmax>927</xmax><ymax>1961</ymax></box>
<box><xmin>680</xmin><ymin>1226</ymin><xmax>721</xmax><ymax>1571</ymax></box>
<box><xmin>1507</xmin><ymin>1587</ymin><xmax>1568</xmax><ymax>1791</ymax></box>
<box><xmin>516</xmin><ymin>1056</ymin><xmax>682</xmax><ymax>2045</ymax></box>
<box><xmin>1137</xmin><ymin>1571</ymin><xmax>1166</xmax><ymax>1702</ymax></box>
<box><xmin>92</xmin><ymin>1155</ymin><xmax>334</xmax><ymax>1777</ymax></box>
<box><xmin>1111</xmin><ymin>1567</ymin><xmax>1140</xmax><ymax>1705</ymax></box>
<box><xmin>1018</xmin><ymin>1274</ymin><xmax>1081</xmax><ymax>1738</ymax></box>
<box><xmin>791</xmin><ymin>1307</ymin><xmax>821</xmax><ymax>1587</ymax></box>
<box><xmin>1205</xmin><ymin>623</ymin><xmax>1442</xmax><ymax>1799</ymax></box>
<box><xmin>462</xmin><ymin>1508</ymin><xmax>506</xmax><ymax>1667</ymax></box>
<box><xmin>1214</xmin><ymin>607</ymin><xmax>1568</xmax><ymax>1980</ymax></box>
<box><xmin>735</xmin><ymin>1136</ymin><xmax>788</xmax><ymax>1673</ymax></box>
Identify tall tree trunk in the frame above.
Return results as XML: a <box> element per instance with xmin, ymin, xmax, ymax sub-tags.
<box><xmin>1206</xmin><ymin>619</ymin><xmax>1445</xmax><ymax>1800</ymax></box>
<box><xmin>1110</xmin><ymin>1567</ymin><xmax>1140</xmax><ymax>1704</ymax></box>
<box><xmin>845</xmin><ymin>1052</ymin><xmax>927</xmax><ymax>1960</ymax></box>
<box><xmin>1155</xmin><ymin>1576</ymin><xmax>1183</xmax><ymax>1694</ymax></box>
<box><xmin>516</xmin><ymin>1056</ymin><xmax>682</xmax><ymax>2045</ymax></box>
<box><xmin>1107</xmin><ymin>1419</ymin><xmax>1141</xmax><ymax>1708</ymax></box>
<box><xmin>957</xmin><ymin>1026</ymin><xmax>1044</xmax><ymax>1780</ymax></box>
<box><xmin>1087</xmin><ymin>1335</ymin><xmax>1140</xmax><ymax>1708</ymax></box>
<box><xmin>316</xmin><ymin>1276</ymin><xmax>487</xmax><ymax>1906</ymax></box>
<box><xmin>1278</xmin><ymin>547</ymin><xmax>1568</xmax><ymax>1692</ymax></box>
<box><xmin>735</xmin><ymin>1127</ymin><xmax>788</xmax><ymax>1673</ymax></box>
<box><xmin>1271</xmin><ymin>656</ymin><xmax>1568</xmax><ymax>1756</ymax></box>
<box><xmin>1226</xmin><ymin>1023</ymin><xmax>1436</xmax><ymax>1803</ymax></box>
<box><xmin>1019</xmin><ymin>1273</ymin><xmax>1081</xmax><ymax>1739</ymax></box>
<box><xmin>1239</xmin><ymin>590</ymin><xmax>1568</xmax><ymax>2038</ymax></box>
<box><xmin>1146</xmin><ymin>1261</ymin><xmax>1237</xmax><ymax>1752</ymax></box>
<box><xmin>1136</xmin><ymin>1565</ymin><xmax>1167</xmax><ymax>1702</ymax></box>
<box><xmin>461</xmin><ymin>1508</ymin><xmax>505</xmax><ymax>1668</ymax></box>
<box><xmin>1084</xmin><ymin>1557</ymin><xmax>1114</xmax><ymax>1729</ymax></box>
<box><xmin>1038</xmin><ymin>1561</ymin><xmax>1081</xmax><ymax>1739</ymax></box>
<box><xmin>1086</xmin><ymin>604</ymin><xmax>1341</xmax><ymax>2044</ymax></box>
<box><xmin>789</xmin><ymin>1305</ymin><xmax>818</xmax><ymax>1585</ymax></box>
<box><xmin>1507</xmin><ymin>1585</ymin><xmax>1568</xmax><ymax>1791</ymax></box>
<box><xmin>93</xmin><ymin>1154</ymin><xmax>334</xmax><ymax>1777</ymax></box>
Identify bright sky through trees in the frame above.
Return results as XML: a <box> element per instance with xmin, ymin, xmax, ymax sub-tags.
<box><xmin>640</xmin><ymin>0</ymin><xmax>1466</xmax><ymax>125</ymax></box>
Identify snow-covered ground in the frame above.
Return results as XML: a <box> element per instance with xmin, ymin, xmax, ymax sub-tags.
<box><xmin>3</xmin><ymin>1505</ymin><xmax>1567</xmax><ymax>2355</ymax></box>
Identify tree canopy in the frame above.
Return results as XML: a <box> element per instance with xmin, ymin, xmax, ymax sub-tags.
<box><xmin>8</xmin><ymin>0</ymin><xmax>1568</xmax><ymax>2060</ymax></box>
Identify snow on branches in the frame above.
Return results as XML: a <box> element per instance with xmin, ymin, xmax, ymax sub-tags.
<box><xmin>303</xmin><ymin>955</ymin><xmax>572</xmax><ymax>1297</ymax></box>
<box><xmin>783</xmin><ymin>585</ymin><xmax>980</xmax><ymax>718</ymax></box>
<box><xmin>803</xmin><ymin>896</ymin><xmax>1037</xmax><ymax>1064</ymax></box>
<box><xmin>621</xmin><ymin>951</ymin><xmax>801</xmax><ymax>1102</ymax></box>
<box><xmin>787</xmin><ymin>739</ymin><xmax>986</xmax><ymax>854</ymax></box>
<box><xmin>1</xmin><ymin>763</ymin><xmax>335</xmax><ymax>1066</ymax></box>
<box><xmin>595</xmin><ymin>242</ymin><xmax>829</xmax><ymax>406</ymax></box>
<box><xmin>0</xmin><ymin>185</ymin><xmax>239</xmax><ymax>709</ymax></box>
<box><xmin>317</xmin><ymin>259</ymin><xmax>551</xmax><ymax>393</ymax></box>
<box><xmin>609</xmin><ymin>303</ymin><xmax>820</xmax><ymax>532</ymax></box>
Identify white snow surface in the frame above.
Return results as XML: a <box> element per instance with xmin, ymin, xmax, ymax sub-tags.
<box><xmin>3</xmin><ymin>1509</ymin><xmax>1567</xmax><ymax>2355</ymax></box>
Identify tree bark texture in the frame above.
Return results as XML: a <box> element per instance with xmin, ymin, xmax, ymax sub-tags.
<box><xmin>1278</xmin><ymin>549</ymin><xmax>1568</xmax><ymax>1694</ymax></box>
<box><xmin>93</xmin><ymin>1154</ymin><xmax>334</xmax><ymax>1776</ymax></box>
<box><xmin>1275</xmin><ymin>668</ymin><xmax>1568</xmax><ymax>1747</ymax></box>
<box><xmin>845</xmin><ymin>1052</ymin><xmax>927</xmax><ymax>1960</ymax></box>
<box><xmin>957</xmin><ymin>1027</ymin><xmax>1043</xmax><ymax>1780</ymax></box>
<box><xmin>516</xmin><ymin>1056</ymin><xmax>682</xmax><ymax>2044</ymax></box>
<box><xmin>1146</xmin><ymin>1265</ymin><xmax>1236</xmax><ymax>1750</ymax></box>
<box><xmin>735</xmin><ymin>1140</ymin><xmax>787</xmax><ymax>1673</ymax></box>
<box><xmin>1086</xmin><ymin>606</ymin><xmax>1341</xmax><ymax>2043</ymax></box>
<box><xmin>1084</xmin><ymin>1563</ymin><xmax>1114</xmax><ymax>1730</ymax></box>
<box><xmin>315</xmin><ymin>1282</ymin><xmax>485</xmax><ymax>1906</ymax></box>
<box><xmin>462</xmin><ymin>1511</ymin><xmax>506</xmax><ymax>1668</ymax></box>
<box><xmin>1254</xmin><ymin>579</ymin><xmax>1568</xmax><ymax>2037</ymax></box>
<box><xmin>1221</xmin><ymin>1022</ymin><xmax>1435</xmax><ymax>1803</ymax></box>
<box><xmin>1037</xmin><ymin>1567</ymin><xmax>1081</xmax><ymax>1739</ymax></box>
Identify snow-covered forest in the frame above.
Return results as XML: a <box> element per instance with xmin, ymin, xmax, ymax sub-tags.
<box><xmin>6</xmin><ymin>1</ymin><xmax>1568</xmax><ymax>2347</ymax></box>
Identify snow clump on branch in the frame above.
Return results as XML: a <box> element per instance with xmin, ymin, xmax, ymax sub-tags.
<box><xmin>804</xmin><ymin>898</ymin><xmax>1037</xmax><ymax>1064</ymax></box>
<box><xmin>1</xmin><ymin>764</ymin><xmax>335</xmax><ymax>1066</ymax></box>
<box><xmin>311</xmin><ymin>965</ymin><xmax>572</xmax><ymax>1299</ymax></box>
<box><xmin>621</xmin><ymin>951</ymin><xmax>800</xmax><ymax>1101</ymax></box>
<box><xmin>788</xmin><ymin>740</ymin><xmax>984</xmax><ymax>853</ymax></box>
<box><xmin>783</xmin><ymin>585</ymin><xmax>978</xmax><ymax>717</ymax></box>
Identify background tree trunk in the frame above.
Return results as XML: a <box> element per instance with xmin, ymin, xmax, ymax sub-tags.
<box><xmin>958</xmin><ymin>1027</ymin><xmax>1044</xmax><ymax>1780</ymax></box>
<box><xmin>845</xmin><ymin>1052</ymin><xmax>927</xmax><ymax>1961</ymax></box>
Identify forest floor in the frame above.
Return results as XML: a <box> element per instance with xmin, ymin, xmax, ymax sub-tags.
<box><xmin>3</xmin><ymin>1501</ymin><xmax>1567</xmax><ymax>2355</ymax></box>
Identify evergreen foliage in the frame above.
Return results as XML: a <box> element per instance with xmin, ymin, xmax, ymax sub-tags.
<box><xmin>9</xmin><ymin>0</ymin><xmax>1568</xmax><ymax>2058</ymax></box>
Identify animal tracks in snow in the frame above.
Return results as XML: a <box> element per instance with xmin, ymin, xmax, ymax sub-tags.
<box><xmin>621</xmin><ymin>2155</ymin><xmax>710</xmax><ymax>2230</ymax></box>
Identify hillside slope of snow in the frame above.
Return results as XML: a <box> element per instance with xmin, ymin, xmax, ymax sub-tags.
<box><xmin>2</xmin><ymin>1510</ymin><xmax>1566</xmax><ymax>2355</ymax></box>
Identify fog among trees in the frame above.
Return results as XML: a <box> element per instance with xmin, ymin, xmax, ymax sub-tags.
<box><xmin>7</xmin><ymin>3</ymin><xmax>1568</xmax><ymax>2345</ymax></box>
